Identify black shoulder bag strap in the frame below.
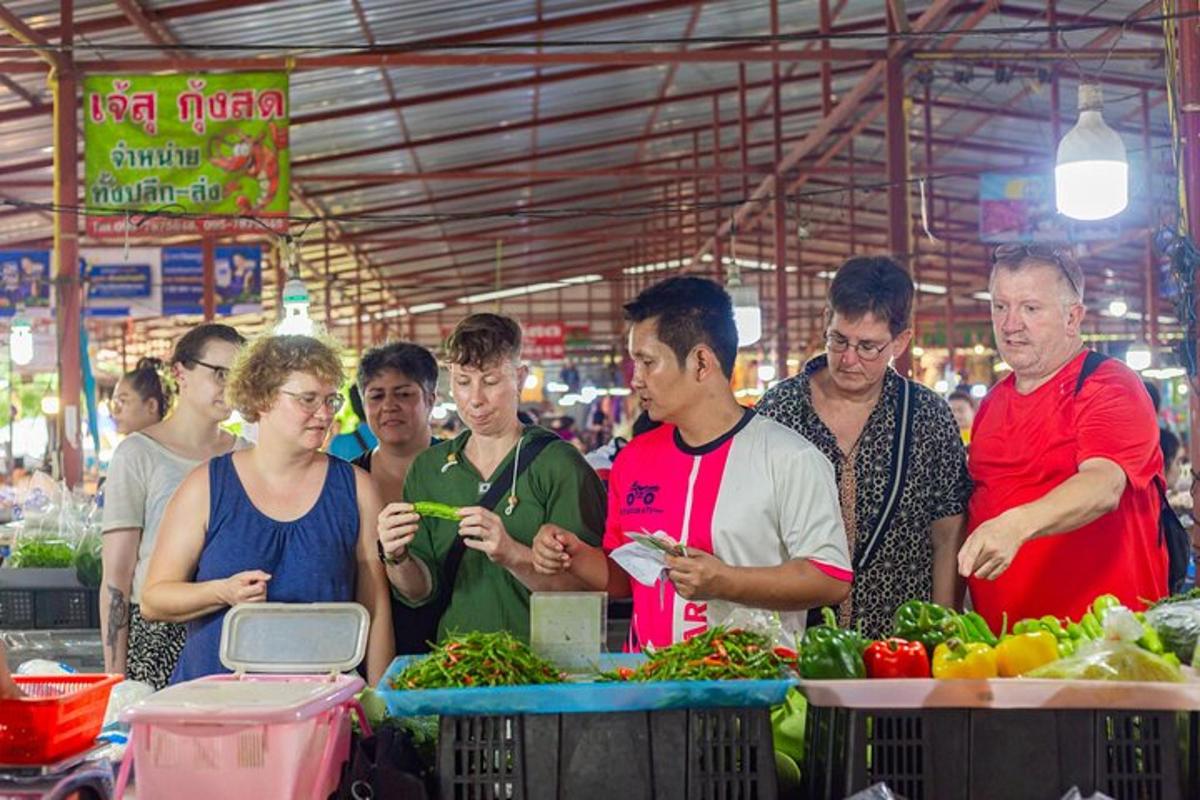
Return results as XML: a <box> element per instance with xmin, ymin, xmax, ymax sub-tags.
<box><xmin>1072</xmin><ymin>350</ymin><xmax>1188</xmax><ymax>594</ymax></box>
<box><xmin>854</xmin><ymin>377</ymin><xmax>917</xmax><ymax>571</ymax></box>
<box><xmin>428</xmin><ymin>434</ymin><xmax>558</xmax><ymax>619</ymax></box>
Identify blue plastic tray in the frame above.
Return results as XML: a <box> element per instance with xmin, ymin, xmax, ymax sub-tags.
<box><xmin>376</xmin><ymin>654</ymin><xmax>793</xmax><ymax>716</ymax></box>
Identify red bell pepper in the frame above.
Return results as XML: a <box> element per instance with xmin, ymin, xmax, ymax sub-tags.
<box><xmin>863</xmin><ymin>638</ymin><xmax>930</xmax><ymax>678</ymax></box>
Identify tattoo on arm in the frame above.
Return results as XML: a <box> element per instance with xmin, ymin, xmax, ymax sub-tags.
<box><xmin>106</xmin><ymin>584</ymin><xmax>129</xmax><ymax>654</ymax></box>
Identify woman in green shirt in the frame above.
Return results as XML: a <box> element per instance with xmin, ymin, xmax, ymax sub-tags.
<box><xmin>378</xmin><ymin>313</ymin><xmax>606</xmax><ymax>643</ymax></box>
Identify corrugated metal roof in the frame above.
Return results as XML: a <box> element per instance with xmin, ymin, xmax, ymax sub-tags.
<box><xmin>0</xmin><ymin>0</ymin><xmax>1179</xmax><ymax>349</ymax></box>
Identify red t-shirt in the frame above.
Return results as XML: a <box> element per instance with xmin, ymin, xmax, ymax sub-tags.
<box><xmin>967</xmin><ymin>351</ymin><xmax>1165</xmax><ymax>631</ymax></box>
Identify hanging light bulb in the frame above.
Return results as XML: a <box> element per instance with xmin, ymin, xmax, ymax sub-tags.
<box><xmin>275</xmin><ymin>274</ymin><xmax>314</xmax><ymax>336</ymax></box>
<box><xmin>728</xmin><ymin>281</ymin><xmax>762</xmax><ymax>347</ymax></box>
<box><xmin>1124</xmin><ymin>344</ymin><xmax>1152</xmax><ymax>372</ymax></box>
<box><xmin>9</xmin><ymin>312</ymin><xmax>33</xmax><ymax>366</ymax></box>
<box><xmin>1055</xmin><ymin>83</ymin><xmax>1129</xmax><ymax>221</ymax></box>
<box><xmin>724</xmin><ymin>231</ymin><xmax>761</xmax><ymax>347</ymax></box>
<box><xmin>1107</xmin><ymin>298</ymin><xmax>1128</xmax><ymax>318</ymax></box>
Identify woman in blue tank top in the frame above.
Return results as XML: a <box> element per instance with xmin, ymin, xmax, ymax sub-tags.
<box><xmin>140</xmin><ymin>335</ymin><xmax>395</xmax><ymax>685</ymax></box>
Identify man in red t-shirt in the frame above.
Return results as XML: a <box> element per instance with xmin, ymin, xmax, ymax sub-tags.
<box><xmin>959</xmin><ymin>244</ymin><xmax>1166</xmax><ymax>631</ymax></box>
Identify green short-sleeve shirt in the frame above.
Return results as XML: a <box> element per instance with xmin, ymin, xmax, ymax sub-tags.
<box><xmin>400</xmin><ymin>425</ymin><xmax>606</xmax><ymax>641</ymax></box>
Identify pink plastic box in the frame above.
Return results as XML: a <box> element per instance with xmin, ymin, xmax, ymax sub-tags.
<box><xmin>114</xmin><ymin>603</ymin><xmax>372</xmax><ymax>800</ymax></box>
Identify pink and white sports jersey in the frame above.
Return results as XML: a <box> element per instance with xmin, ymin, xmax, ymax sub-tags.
<box><xmin>603</xmin><ymin>409</ymin><xmax>851</xmax><ymax>649</ymax></box>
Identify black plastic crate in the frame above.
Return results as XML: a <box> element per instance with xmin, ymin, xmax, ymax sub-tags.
<box><xmin>0</xmin><ymin>586</ymin><xmax>99</xmax><ymax>629</ymax></box>
<box><xmin>437</xmin><ymin>706</ymin><xmax>777</xmax><ymax>800</ymax></box>
<box><xmin>803</xmin><ymin>705</ymin><xmax>1194</xmax><ymax>800</ymax></box>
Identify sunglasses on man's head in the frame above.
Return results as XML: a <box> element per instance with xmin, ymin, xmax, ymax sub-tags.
<box><xmin>990</xmin><ymin>243</ymin><xmax>1081</xmax><ymax>300</ymax></box>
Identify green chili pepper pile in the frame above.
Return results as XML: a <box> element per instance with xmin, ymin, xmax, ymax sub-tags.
<box><xmin>601</xmin><ymin>627</ymin><xmax>798</xmax><ymax>682</ymax></box>
<box><xmin>390</xmin><ymin>631</ymin><xmax>562</xmax><ymax>689</ymax></box>
<box><xmin>412</xmin><ymin>501</ymin><xmax>462</xmax><ymax>521</ymax></box>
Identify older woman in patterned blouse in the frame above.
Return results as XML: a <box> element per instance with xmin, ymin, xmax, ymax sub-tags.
<box><xmin>757</xmin><ymin>257</ymin><xmax>971</xmax><ymax>639</ymax></box>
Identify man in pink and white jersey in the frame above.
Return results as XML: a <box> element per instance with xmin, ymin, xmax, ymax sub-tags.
<box><xmin>533</xmin><ymin>276</ymin><xmax>850</xmax><ymax>649</ymax></box>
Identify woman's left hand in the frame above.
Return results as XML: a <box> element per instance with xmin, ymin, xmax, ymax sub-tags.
<box><xmin>457</xmin><ymin>506</ymin><xmax>519</xmax><ymax>566</ymax></box>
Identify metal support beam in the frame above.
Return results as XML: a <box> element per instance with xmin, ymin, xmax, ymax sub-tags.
<box><xmin>202</xmin><ymin>236</ymin><xmax>215</xmax><ymax>321</ymax></box>
<box><xmin>55</xmin><ymin>3</ymin><xmax>81</xmax><ymax>487</ymax></box>
<box><xmin>1177</xmin><ymin>0</ymin><xmax>1200</xmax><ymax>520</ymax></box>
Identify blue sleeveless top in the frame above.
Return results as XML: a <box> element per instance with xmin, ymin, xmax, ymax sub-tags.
<box><xmin>169</xmin><ymin>453</ymin><xmax>360</xmax><ymax>683</ymax></box>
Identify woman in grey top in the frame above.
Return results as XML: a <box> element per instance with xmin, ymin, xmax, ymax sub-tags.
<box><xmin>100</xmin><ymin>323</ymin><xmax>246</xmax><ymax>688</ymax></box>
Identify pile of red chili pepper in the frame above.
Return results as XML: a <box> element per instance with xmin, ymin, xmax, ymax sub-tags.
<box><xmin>602</xmin><ymin>627</ymin><xmax>799</xmax><ymax>682</ymax></box>
<box><xmin>390</xmin><ymin>631</ymin><xmax>563</xmax><ymax>689</ymax></box>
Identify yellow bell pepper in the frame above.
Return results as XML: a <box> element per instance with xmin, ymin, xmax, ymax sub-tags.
<box><xmin>931</xmin><ymin>639</ymin><xmax>998</xmax><ymax>679</ymax></box>
<box><xmin>995</xmin><ymin>630</ymin><xmax>1060</xmax><ymax>677</ymax></box>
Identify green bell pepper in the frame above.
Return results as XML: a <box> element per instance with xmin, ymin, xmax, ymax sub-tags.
<box><xmin>800</xmin><ymin>608</ymin><xmax>866</xmax><ymax>680</ymax></box>
<box><xmin>892</xmin><ymin>600</ymin><xmax>967</xmax><ymax>653</ymax></box>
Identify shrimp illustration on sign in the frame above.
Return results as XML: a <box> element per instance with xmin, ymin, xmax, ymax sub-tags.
<box><xmin>208</xmin><ymin>122</ymin><xmax>287</xmax><ymax>213</ymax></box>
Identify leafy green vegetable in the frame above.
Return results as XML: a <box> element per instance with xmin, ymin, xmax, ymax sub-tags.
<box><xmin>8</xmin><ymin>537</ymin><xmax>74</xmax><ymax>568</ymax></box>
<box><xmin>74</xmin><ymin>535</ymin><xmax>102</xmax><ymax>587</ymax></box>
<box><xmin>1146</xmin><ymin>599</ymin><xmax>1200</xmax><ymax>665</ymax></box>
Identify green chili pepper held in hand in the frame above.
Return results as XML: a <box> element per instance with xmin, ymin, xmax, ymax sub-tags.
<box><xmin>800</xmin><ymin>608</ymin><xmax>866</xmax><ymax>680</ymax></box>
<box><xmin>412</xmin><ymin>501</ymin><xmax>462</xmax><ymax>521</ymax></box>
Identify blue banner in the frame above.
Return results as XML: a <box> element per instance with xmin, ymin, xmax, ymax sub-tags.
<box><xmin>0</xmin><ymin>250</ymin><xmax>51</xmax><ymax>317</ymax></box>
<box><xmin>162</xmin><ymin>244</ymin><xmax>262</xmax><ymax>315</ymax></box>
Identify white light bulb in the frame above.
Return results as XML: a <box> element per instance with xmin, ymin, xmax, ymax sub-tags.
<box><xmin>431</xmin><ymin>405</ymin><xmax>449</xmax><ymax>420</ymax></box>
<box><xmin>275</xmin><ymin>276</ymin><xmax>314</xmax><ymax>336</ymax></box>
<box><xmin>1108</xmin><ymin>298</ymin><xmax>1128</xmax><ymax>318</ymax></box>
<box><xmin>935</xmin><ymin>380</ymin><xmax>949</xmax><ymax>394</ymax></box>
<box><xmin>1055</xmin><ymin>84</ymin><xmax>1128</xmax><ymax>221</ymax></box>
<box><xmin>9</xmin><ymin>315</ymin><xmax>33</xmax><ymax>366</ymax></box>
<box><xmin>727</xmin><ymin>282</ymin><xmax>762</xmax><ymax>347</ymax></box>
<box><xmin>523</xmin><ymin>373</ymin><xmax>539</xmax><ymax>390</ymax></box>
<box><xmin>40</xmin><ymin>395</ymin><xmax>59</xmax><ymax>415</ymax></box>
<box><xmin>1124</xmin><ymin>344</ymin><xmax>1152</xmax><ymax>372</ymax></box>
<box><xmin>970</xmin><ymin>384</ymin><xmax>988</xmax><ymax>399</ymax></box>
<box><xmin>757</xmin><ymin>364</ymin><xmax>776</xmax><ymax>383</ymax></box>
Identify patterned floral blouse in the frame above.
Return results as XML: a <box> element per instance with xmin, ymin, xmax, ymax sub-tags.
<box><xmin>757</xmin><ymin>355</ymin><xmax>972</xmax><ymax>638</ymax></box>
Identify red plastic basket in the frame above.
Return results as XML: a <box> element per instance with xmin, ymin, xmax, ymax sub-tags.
<box><xmin>0</xmin><ymin>674</ymin><xmax>122</xmax><ymax>764</ymax></box>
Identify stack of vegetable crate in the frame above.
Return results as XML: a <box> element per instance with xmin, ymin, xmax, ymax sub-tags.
<box><xmin>796</xmin><ymin>596</ymin><xmax>1200</xmax><ymax>800</ymax></box>
<box><xmin>379</xmin><ymin>630</ymin><xmax>794</xmax><ymax>800</ymax></box>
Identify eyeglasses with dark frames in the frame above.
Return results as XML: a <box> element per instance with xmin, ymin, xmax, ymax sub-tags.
<box><xmin>190</xmin><ymin>359</ymin><xmax>231</xmax><ymax>385</ymax></box>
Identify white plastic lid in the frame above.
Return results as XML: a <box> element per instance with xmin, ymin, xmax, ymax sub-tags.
<box><xmin>219</xmin><ymin>602</ymin><xmax>369</xmax><ymax>674</ymax></box>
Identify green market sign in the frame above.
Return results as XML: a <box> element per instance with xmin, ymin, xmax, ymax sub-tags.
<box><xmin>83</xmin><ymin>72</ymin><xmax>290</xmax><ymax>237</ymax></box>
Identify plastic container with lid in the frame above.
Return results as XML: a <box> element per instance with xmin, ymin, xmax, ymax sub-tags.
<box><xmin>114</xmin><ymin>603</ymin><xmax>373</xmax><ymax>800</ymax></box>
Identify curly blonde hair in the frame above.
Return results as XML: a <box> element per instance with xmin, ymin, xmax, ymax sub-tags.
<box><xmin>226</xmin><ymin>335</ymin><xmax>344</xmax><ymax>423</ymax></box>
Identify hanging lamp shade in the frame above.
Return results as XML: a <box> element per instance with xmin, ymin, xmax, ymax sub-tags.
<box><xmin>275</xmin><ymin>275</ymin><xmax>314</xmax><ymax>336</ymax></box>
<box><xmin>1055</xmin><ymin>83</ymin><xmax>1128</xmax><ymax>221</ymax></box>
<box><xmin>9</xmin><ymin>313</ymin><xmax>32</xmax><ymax>366</ymax></box>
<box><xmin>727</xmin><ymin>281</ymin><xmax>761</xmax><ymax>347</ymax></box>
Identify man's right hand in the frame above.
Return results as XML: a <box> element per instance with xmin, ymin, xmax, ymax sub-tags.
<box><xmin>217</xmin><ymin>571</ymin><xmax>271</xmax><ymax>606</ymax></box>
<box><xmin>378</xmin><ymin>502</ymin><xmax>420</xmax><ymax>563</ymax></box>
<box><xmin>532</xmin><ymin>524</ymin><xmax>583</xmax><ymax>575</ymax></box>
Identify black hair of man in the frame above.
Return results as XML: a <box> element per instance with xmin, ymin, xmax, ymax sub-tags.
<box><xmin>357</xmin><ymin>341</ymin><xmax>439</xmax><ymax>398</ymax></box>
<box><xmin>827</xmin><ymin>256</ymin><xmax>914</xmax><ymax>337</ymax></box>
<box><xmin>623</xmin><ymin>276</ymin><xmax>738</xmax><ymax>378</ymax></box>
